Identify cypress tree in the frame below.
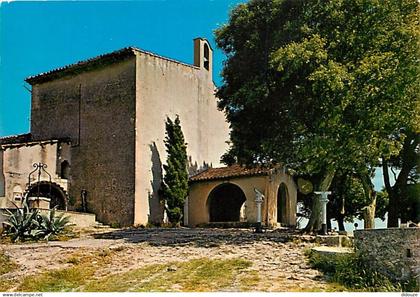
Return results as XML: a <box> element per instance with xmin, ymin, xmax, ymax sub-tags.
<box><xmin>162</xmin><ymin>115</ymin><xmax>189</xmax><ymax>225</ymax></box>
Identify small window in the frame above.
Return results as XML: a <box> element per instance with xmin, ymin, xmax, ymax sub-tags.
<box><xmin>203</xmin><ymin>44</ymin><xmax>210</xmax><ymax>70</ymax></box>
<box><xmin>60</xmin><ymin>160</ymin><xmax>70</xmax><ymax>179</ymax></box>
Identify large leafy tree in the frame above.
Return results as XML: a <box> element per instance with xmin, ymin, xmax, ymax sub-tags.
<box><xmin>326</xmin><ymin>172</ymin><xmax>388</xmax><ymax>231</ymax></box>
<box><xmin>216</xmin><ymin>0</ymin><xmax>419</xmax><ymax>231</ymax></box>
<box><xmin>162</xmin><ymin>116</ymin><xmax>189</xmax><ymax>225</ymax></box>
<box><xmin>383</xmin><ymin>129</ymin><xmax>419</xmax><ymax>226</ymax></box>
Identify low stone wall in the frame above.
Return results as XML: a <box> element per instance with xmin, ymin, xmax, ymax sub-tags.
<box><xmin>40</xmin><ymin>210</ymin><xmax>97</xmax><ymax>228</ymax></box>
<box><xmin>354</xmin><ymin>228</ymin><xmax>420</xmax><ymax>285</ymax></box>
<box><xmin>0</xmin><ymin>208</ymin><xmax>97</xmax><ymax>229</ymax></box>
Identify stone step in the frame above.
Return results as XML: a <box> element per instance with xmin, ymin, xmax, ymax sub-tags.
<box><xmin>311</xmin><ymin>246</ymin><xmax>354</xmax><ymax>256</ymax></box>
<box><xmin>93</xmin><ymin>221</ymin><xmax>110</xmax><ymax>229</ymax></box>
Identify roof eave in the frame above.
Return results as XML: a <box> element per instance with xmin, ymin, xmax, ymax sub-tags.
<box><xmin>25</xmin><ymin>47</ymin><xmax>137</xmax><ymax>85</ymax></box>
<box><xmin>189</xmin><ymin>172</ymin><xmax>269</xmax><ymax>183</ymax></box>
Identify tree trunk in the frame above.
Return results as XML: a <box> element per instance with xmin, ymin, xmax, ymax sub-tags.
<box><xmin>337</xmin><ymin>213</ymin><xmax>345</xmax><ymax>231</ymax></box>
<box><xmin>304</xmin><ymin>168</ymin><xmax>335</xmax><ymax>233</ymax></box>
<box><xmin>383</xmin><ymin>159</ymin><xmax>399</xmax><ymax>227</ymax></box>
<box><xmin>384</xmin><ymin>133</ymin><xmax>418</xmax><ymax>227</ymax></box>
<box><xmin>360</xmin><ymin>174</ymin><xmax>376</xmax><ymax>229</ymax></box>
<box><xmin>362</xmin><ymin>194</ymin><xmax>376</xmax><ymax>229</ymax></box>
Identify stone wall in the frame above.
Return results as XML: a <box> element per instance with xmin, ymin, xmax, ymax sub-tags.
<box><xmin>26</xmin><ymin>40</ymin><xmax>230</xmax><ymax>227</ymax></box>
<box><xmin>134</xmin><ymin>41</ymin><xmax>229</xmax><ymax>225</ymax></box>
<box><xmin>0</xmin><ymin>209</ymin><xmax>96</xmax><ymax>229</ymax></box>
<box><xmin>0</xmin><ymin>142</ymin><xmax>69</xmax><ymax>208</ymax></box>
<box><xmin>354</xmin><ymin>228</ymin><xmax>420</xmax><ymax>285</ymax></box>
<box><xmin>30</xmin><ymin>58</ymin><xmax>137</xmax><ymax>226</ymax></box>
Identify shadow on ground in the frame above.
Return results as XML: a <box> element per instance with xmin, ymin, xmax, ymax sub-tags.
<box><xmin>93</xmin><ymin>227</ymin><xmax>308</xmax><ymax>247</ymax></box>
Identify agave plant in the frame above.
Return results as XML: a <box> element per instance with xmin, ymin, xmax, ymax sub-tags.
<box><xmin>37</xmin><ymin>207</ymin><xmax>71</xmax><ymax>240</ymax></box>
<box><xmin>3</xmin><ymin>199</ymin><xmax>41</xmax><ymax>242</ymax></box>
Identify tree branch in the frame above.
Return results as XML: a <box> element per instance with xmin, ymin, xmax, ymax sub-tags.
<box><xmin>382</xmin><ymin>158</ymin><xmax>392</xmax><ymax>192</ymax></box>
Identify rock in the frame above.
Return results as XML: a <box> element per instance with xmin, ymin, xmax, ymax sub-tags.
<box><xmin>167</xmin><ymin>265</ymin><xmax>177</xmax><ymax>272</ymax></box>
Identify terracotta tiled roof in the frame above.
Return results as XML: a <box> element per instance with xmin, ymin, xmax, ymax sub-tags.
<box><xmin>0</xmin><ymin>133</ymin><xmax>70</xmax><ymax>148</ymax></box>
<box><xmin>189</xmin><ymin>165</ymin><xmax>270</xmax><ymax>182</ymax></box>
<box><xmin>0</xmin><ymin>133</ymin><xmax>32</xmax><ymax>145</ymax></box>
<box><xmin>25</xmin><ymin>46</ymin><xmax>198</xmax><ymax>85</ymax></box>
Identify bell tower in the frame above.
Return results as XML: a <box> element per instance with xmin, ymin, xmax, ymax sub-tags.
<box><xmin>193</xmin><ymin>37</ymin><xmax>213</xmax><ymax>79</ymax></box>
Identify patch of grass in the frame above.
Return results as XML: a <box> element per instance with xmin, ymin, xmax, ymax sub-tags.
<box><xmin>0</xmin><ymin>250</ymin><xmax>18</xmax><ymax>291</ymax></box>
<box><xmin>236</xmin><ymin>269</ymin><xmax>260</xmax><ymax>291</ymax></box>
<box><xmin>66</xmin><ymin>256</ymin><xmax>81</xmax><ymax>265</ymax></box>
<box><xmin>84</xmin><ymin>258</ymin><xmax>254</xmax><ymax>292</ymax></box>
<box><xmin>0</xmin><ymin>250</ymin><xmax>17</xmax><ymax>275</ymax></box>
<box><xmin>84</xmin><ymin>263</ymin><xmax>164</xmax><ymax>292</ymax></box>
<box><xmin>290</xmin><ymin>282</ymin><xmax>347</xmax><ymax>292</ymax></box>
<box><xmin>307</xmin><ymin>250</ymin><xmax>418</xmax><ymax>292</ymax></box>
<box><xmin>19</xmin><ymin>266</ymin><xmax>93</xmax><ymax>292</ymax></box>
<box><xmin>0</xmin><ymin>279</ymin><xmax>15</xmax><ymax>291</ymax></box>
<box><xmin>14</xmin><ymin>251</ymin><xmax>255</xmax><ymax>293</ymax></box>
<box><xmin>17</xmin><ymin>250</ymin><xmax>114</xmax><ymax>292</ymax></box>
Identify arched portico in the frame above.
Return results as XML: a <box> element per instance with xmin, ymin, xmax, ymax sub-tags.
<box><xmin>207</xmin><ymin>183</ymin><xmax>246</xmax><ymax>222</ymax></box>
<box><xmin>188</xmin><ymin>165</ymin><xmax>298</xmax><ymax>227</ymax></box>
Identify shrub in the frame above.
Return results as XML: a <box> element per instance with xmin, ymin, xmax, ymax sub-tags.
<box><xmin>37</xmin><ymin>208</ymin><xmax>71</xmax><ymax>240</ymax></box>
<box><xmin>4</xmin><ymin>201</ymin><xmax>70</xmax><ymax>242</ymax></box>
<box><xmin>307</xmin><ymin>251</ymin><xmax>418</xmax><ymax>292</ymax></box>
<box><xmin>3</xmin><ymin>200</ymin><xmax>41</xmax><ymax>242</ymax></box>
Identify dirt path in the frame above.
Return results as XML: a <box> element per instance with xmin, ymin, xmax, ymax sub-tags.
<box><xmin>0</xmin><ymin>228</ymin><xmax>329</xmax><ymax>292</ymax></box>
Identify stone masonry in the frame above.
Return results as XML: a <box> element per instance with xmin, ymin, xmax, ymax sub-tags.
<box><xmin>354</xmin><ymin>228</ymin><xmax>420</xmax><ymax>285</ymax></box>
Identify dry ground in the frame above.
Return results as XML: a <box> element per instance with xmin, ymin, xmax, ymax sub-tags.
<box><xmin>0</xmin><ymin>228</ymin><xmax>337</xmax><ymax>292</ymax></box>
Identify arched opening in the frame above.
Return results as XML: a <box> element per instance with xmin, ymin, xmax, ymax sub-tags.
<box><xmin>203</xmin><ymin>43</ymin><xmax>210</xmax><ymax>70</ymax></box>
<box><xmin>277</xmin><ymin>183</ymin><xmax>289</xmax><ymax>224</ymax></box>
<box><xmin>60</xmin><ymin>160</ymin><xmax>70</xmax><ymax>179</ymax></box>
<box><xmin>207</xmin><ymin>183</ymin><xmax>246</xmax><ymax>222</ymax></box>
<box><xmin>26</xmin><ymin>182</ymin><xmax>67</xmax><ymax>210</ymax></box>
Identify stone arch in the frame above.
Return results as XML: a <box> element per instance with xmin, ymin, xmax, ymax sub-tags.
<box><xmin>277</xmin><ymin>183</ymin><xmax>289</xmax><ymax>224</ymax></box>
<box><xmin>25</xmin><ymin>181</ymin><xmax>68</xmax><ymax>210</ymax></box>
<box><xmin>207</xmin><ymin>183</ymin><xmax>246</xmax><ymax>222</ymax></box>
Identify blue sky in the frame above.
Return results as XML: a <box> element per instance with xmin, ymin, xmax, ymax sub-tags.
<box><xmin>0</xmin><ymin>0</ymin><xmax>245</xmax><ymax>137</ymax></box>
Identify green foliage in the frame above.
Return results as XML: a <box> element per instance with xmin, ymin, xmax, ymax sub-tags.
<box><xmin>308</xmin><ymin>251</ymin><xmax>418</xmax><ymax>292</ymax></box>
<box><xmin>162</xmin><ymin>115</ymin><xmax>189</xmax><ymax>225</ymax></box>
<box><xmin>216</xmin><ymin>0</ymin><xmax>418</xmax><ymax>172</ymax></box>
<box><xmin>37</xmin><ymin>208</ymin><xmax>71</xmax><ymax>240</ymax></box>
<box><xmin>375</xmin><ymin>190</ymin><xmax>389</xmax><ymax>221</ymax></box>
<box><xmin>404</xmin><ymin>183</ymin><xmax>420</xmax><ymax>223</ymax></box>
<box><xmin>4</xmin><ymin>200</ymin><xmax>70</xmax><ymax>242</ymax></box>
<box><xmin>216</xmin><ymin>0</ymin><xmax>419</xmax><ymax>230</ymax></box>
<box><xmin>324</xmin><ymin>172</ymin><xmax>388</xmax><ymax>227</ymax></box>
<box><xmin>3</xmin><ymin>200</ymin><xmax>41</xmax><ymax>242</ymax></box>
